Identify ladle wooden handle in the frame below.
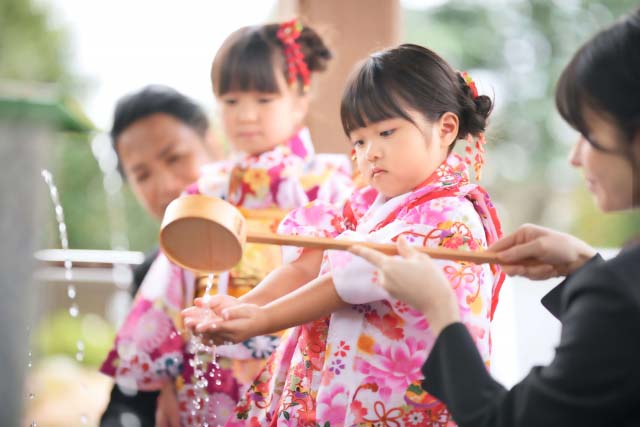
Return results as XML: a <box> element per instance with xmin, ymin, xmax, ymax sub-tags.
<box><xmin>248</xmin><ymin>231</ymin><xmax>500</xmax><ymax>265</ymax></box>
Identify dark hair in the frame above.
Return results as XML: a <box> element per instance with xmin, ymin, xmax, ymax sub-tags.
<box><xmin>111</xmin><ymin>85</ymin><xmax>209</xmax><ymax>146</ymax></box>
<box><xmin>212</xmin><ymin>21</ymin><xmax>332</xmax><ymax>96</ymax></box>
<box><xmin>556</xmin><ymin>8</ymin><xmax>640</xmax><ymax>147</ymax></box>
<box><xmin>340</xmin><ymin>43</ymin><xmax>492</xmax><ymax>144</ymax></box>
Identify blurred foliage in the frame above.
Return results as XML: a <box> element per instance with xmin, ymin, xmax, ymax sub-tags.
<box><xmin>52</xmin><ymin>133</ymin><xmax>159</xmax><ymax>251</ymax></box>
<box><xmin>404</xmin><ymin>0</ymin><xmax>639</xmax><ymax>247</ymax></box>
<box><xmin>36</xmin><ymin>310</ymin><xmax>115</xmax><ymax>366</ymax></box>
<box><xmin>0</xmin><ymin>0</ymin><xmax>70</xmax><ymax>85</ymax></box>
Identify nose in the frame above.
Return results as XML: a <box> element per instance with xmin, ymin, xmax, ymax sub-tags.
<box><xmin>156</xmin><ymin>170</ymin><xmax>184</xmax><ymax>204</ymax></box>
<box><xmin>365</xmin><ymin>139</ymin><xmax>382</xmax><ymax>162</ymax></box>
<box><xmin>569</xmin><ymin>136</ymin><xmax>584</xmax><ymax>168</ymax></box>
<box><xmin>237</xmin><ymin>100</ymin><xmax>258</xmax><ymax>122</ymax></box>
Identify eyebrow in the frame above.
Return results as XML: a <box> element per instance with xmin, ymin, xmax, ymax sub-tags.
<box><xmin>128</xmin><ymin>141</ymin><xmax>178</xmax><ymax>173</ymax></box>
<box><xmin>157</xmin><ymin>141</ymin><xmax>177</xmax><ymax>159</ymax></box>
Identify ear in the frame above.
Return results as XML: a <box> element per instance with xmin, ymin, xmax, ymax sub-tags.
<box><xmin>293</xmin><ymin>93</ymin><xmax>310</xmax><ymax>126</ymax></box>
<box><xmin>437</xmin><ymin>112</ymin><xmax>459</xmax><ymax>149</ymax></box>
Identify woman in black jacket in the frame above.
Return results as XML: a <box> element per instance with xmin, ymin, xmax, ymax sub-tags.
<box><xmin>350</xmin><ymin>7</ymin><xmax>640</xmax><ymax>427</ymax></box>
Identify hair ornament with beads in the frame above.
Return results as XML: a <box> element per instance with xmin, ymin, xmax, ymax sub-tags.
<box><xmin>460</xmin><ymin>71</ymin><xmax>485</xmax><ymax>180</ymax></box>
<box><xmin>277</xmin><ymin>18</ymin><xmax>311</xmax><ymax>92</ymax></box>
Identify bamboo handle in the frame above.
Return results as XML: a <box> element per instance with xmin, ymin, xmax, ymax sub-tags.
<box><xmin>247</xmin><ymin>231</ymin><xmax>500</xmax><ymax>265</ymax></box>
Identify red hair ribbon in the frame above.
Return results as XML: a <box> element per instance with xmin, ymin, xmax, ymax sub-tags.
<box><xmin>276</xmin><ymin>19</ymin><xmax>311</xmax><ymax>92</ymax></box>
<box><xmin>460</xmin><ymin>71</ymin><xmax>478</xmax><ymax>98</ymax></box>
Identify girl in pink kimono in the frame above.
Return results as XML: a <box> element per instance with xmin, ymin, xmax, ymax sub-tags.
<box><xmin>185</xmin><ymin>43</ymin><xmax>505</xmax><ymax>427</ymax></box>
<box><xmin>100</xmin><ymin>19</ymin><xmax>353</xmax><ymax>427</ymax></box>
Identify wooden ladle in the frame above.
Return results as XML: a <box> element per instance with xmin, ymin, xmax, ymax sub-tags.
<box><xmin>159</xmin><ymin>194</ymin><xmax>501</xmax><ymax>273</ymax></box>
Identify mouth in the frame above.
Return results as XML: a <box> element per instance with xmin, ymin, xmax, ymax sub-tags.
<box><xmin>370</xmin><ymin>167</ymin><xmax>387</xmax><ymax>179</ymax></box>
<box><xmin>237</xmin><ymin>131</ymin><xmax>261</xmax><ymax>139</ymax></box>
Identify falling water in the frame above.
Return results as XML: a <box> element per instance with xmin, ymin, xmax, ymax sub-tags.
<box><xmin>41</xmin><ymin>170</ymin><xmax>87</xmax><ymax>426</ymax></box>
<box><xmin>187</xmin><ymin>272</ymin><xmax>222</xmax><ymax>426</ymax></box>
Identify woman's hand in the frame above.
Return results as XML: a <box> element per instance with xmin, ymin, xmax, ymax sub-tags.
<box><xmin>490</xmin><ymin>223</ymin><xmax>597</xmax><ymax>279</ymax></box>
<box><xmin>155</xmin><ymin>382</ymin><xmax>180</xmax><ymax>427</ymax></box>
<box><xmin>349</xmin><ymin>236</ymin><xmax>460</xmax><ymax>336</ymax></box>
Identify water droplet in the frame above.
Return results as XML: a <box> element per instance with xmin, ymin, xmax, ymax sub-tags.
<box><xmin>65</xmin><ymin>269</ymin><xmax>73</xmax><ymax>281</ymax></box>
<box><xmin>58</xmin><ymin>223</ymin><xmax>67</xmax><ymax>234</ymax></box>
<box><xmin>31</xmin><ymin>420</ymin><xmax>37</xmax><ymax>427</ymax></box>
<box><xmin>215</xmin><ymin>379</ymin><xmax>222</xmax><ymax>386</ymax></box>
<box><xmin>67</xmin><ymin>285</ymin><xmax>76</xmax><ymax>299</ymax></box>
<box><xmin>28</xmin><ymin>361</ymin><xmax>33</xmax><ymax>368</ymax></box>
<box><xmin>76</xmin><ymin>351</ymin><xmax>84</xmax><ymax>362</ymax></box>
<box><xmin>64</xmin><ymin>259</ymin><xmax>72</xmax><ymax>270</ymax></box>
<box><xmin>29</xmin><ymin>393</ymin><xmax>35</xmax><ymax>399</ymax></box>
<box><xmin>28</xmin><ymin>351</ymin><xmax>32</xmax><ymax>358</ymax></box>
<box><xmin>69</xmin><ymin>303</ymin><xmax>79</xmax><ymax>317</ymax></box>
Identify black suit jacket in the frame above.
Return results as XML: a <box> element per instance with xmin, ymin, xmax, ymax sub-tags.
<box><xmin>421</xmin><ymin>245</ymin><xmax>640</xmax><ymax>427</ymax></box>
<box><xmin>100</xmin><ymin>249</ymin><xmax>159</xmax><ymax>427</ymax></box>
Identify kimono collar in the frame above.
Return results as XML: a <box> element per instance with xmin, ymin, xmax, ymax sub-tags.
<box><xmin>239</xmin><ymin>127</ymin><xmax>314</xmax><ymax>167</ymax></box>
<box><xmin>410</xmin><ymin>153</ymin><xmax>470</xmax><ymax>198</ymax></box>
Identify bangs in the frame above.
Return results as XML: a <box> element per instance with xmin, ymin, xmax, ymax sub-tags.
<box><xmin>555</xmin><ymin>60</ymin><xmax>587</xmax><ymax>137</ymax></box>
<box><xmin>340</xmin><ymin>57</ymin><xmax>413</xmax><ymax>135</ymax></box>
<box><xmin>215</xmin><ymin>29</ymin><xmax>281</xmax><ymax>96</ymax></box>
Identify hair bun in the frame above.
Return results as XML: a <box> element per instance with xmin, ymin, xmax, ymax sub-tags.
<box><xmin>298</xmin><ymin>26</ymin><xmax>332</xmax><ymax>72</ymax></box>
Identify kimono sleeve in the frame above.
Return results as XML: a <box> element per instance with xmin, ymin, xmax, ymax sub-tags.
<box><xmin>277</xmin><ymin>200</ymin><xmax>345</xmax><ymax>264</ymax></box>
<box><xmin>99</xmin><ymin>255</ymin><xmax>185</xmax><ymax>392</ymax></box>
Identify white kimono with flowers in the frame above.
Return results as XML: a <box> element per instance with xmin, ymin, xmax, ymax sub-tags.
<box><xmin>227</xmin><ymin>153</ymin><xmax>504</xmax><ymax>427</ymax></box>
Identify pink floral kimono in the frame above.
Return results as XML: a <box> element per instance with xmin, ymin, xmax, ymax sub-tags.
<box><xmin>100</xmin><ymin>128</ymin><xmax>353</xmax><ymax>426</ymax></box>
<box><xmin>228</xmin><ymin>153</ymin><xmax>504</xmax><ymax>427</ymax></box>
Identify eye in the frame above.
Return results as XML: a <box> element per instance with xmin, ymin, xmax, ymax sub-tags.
<box><xmin>167</xmin><ymin>154</ymin><xmax>182</xmax><ymax>164</ymax></box>
<box><xmin>257</xmin><ymin>97</ymin><xmax>274</xmax><ymax>104</ymax></box>
<box><xmin>379</xmin><ymin>128</ymin><xmax>396</xmax><ymax>137</ymax></box>
<box><xmin>223</xmin><ymin>98</ymin><xmax>237</xmax><ymax>106</ymax></box>
<box><xmin>135</xmin><ymin>172</ymin><xmax>150</xmax><ymax>183</ymax></box>
<box><xmin>352</xmin><ymin>139</ymin><xmax>364</xmax><ymax>147</ymax></box>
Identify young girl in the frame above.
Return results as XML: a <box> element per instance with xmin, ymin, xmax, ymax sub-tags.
<box><xmin>185</xmin><ymin>43</ymin><xmax>505</xmax><ymax>426</ymax></box>
<box><xmin>100</xmin><ymin>19</ymin><xmax>353</xmax><ymax>427</ymax></box>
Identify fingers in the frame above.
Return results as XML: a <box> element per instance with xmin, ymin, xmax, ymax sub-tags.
<box><xmin>156</xmin><ymin>409</ymin><xmax>168</xmax><ymax>427</ymax></box>
<box><xmin>498</xmin><ymin>239</ymin><xmax>543</xmax><ymax>264</ymax></box>
<box><xmin>194</xmin><ymin>295</ymin><xmax>229</xmax><ymax>311</ymax></box>
<box><xmin>488</xmin><ymin>223</ymin><xmax>543</xmax><ymax>253</ymax></box>
<box><xmin>194</xmin><ymin>318</ymin><xmax>219</xmax><ymax>334</ymax></box>
<box><xmin>168</xmin><ymin>404</ymin><xmax>180</xmax><ymax>427</ymax></box>
<box><xmin>222</xmin><ymin>304</ymin><xmax>257</xmax><ymax>321</ymax></box>
<box><xmin>349</xmin><ymin>245</ymin><xmax>388</xmax><ymax>267</ymax></box>
<box><xmin>396</xmin><ymin>235</ymin><xmax>421</xmax><ymax>259</ymax></box>
<box><xmin>501</xmin><ymin>263</ymin><xmax>558</xmax><ymax>280</ymax></box>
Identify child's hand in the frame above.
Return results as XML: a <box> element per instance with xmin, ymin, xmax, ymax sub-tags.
<box><xmin>199</xmin><ymin>303</ymin><xmax>267</xmax><ymax>345</ymax></box>
<box><xmin>155</xmin><ymin>382</ymin><xmax>180</xmax><ymax>427</ymax></box>
<box><xmin>181</xmin><ymin>294</ymin><xmax>239</xmax><ymax>332</ymax></box>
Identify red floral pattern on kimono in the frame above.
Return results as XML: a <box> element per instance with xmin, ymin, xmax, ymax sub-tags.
<box><xmin>226</xmin><ymin>153</ymin><xmax>504</xmax><ymax>427</ymax></box>
<box><xmin>100</xmin><ymin>128</ymin><xmax>354</xmax><ymax>426</ymax></box>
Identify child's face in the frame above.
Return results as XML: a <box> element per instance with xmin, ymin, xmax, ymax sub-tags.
<box><xmin>117</xmin><ymin>113</ymin><xmax>214</xmax><ymax>220</ymax></box>
<box><xmin>219</xmin><ymin>70</ymin><xmax>308</xmax><ymax>155</ymax></box>
<box><xmin>349</xmin><ymin>110</ymin><xmax>455</xmax><ymax>198</ymax></box>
